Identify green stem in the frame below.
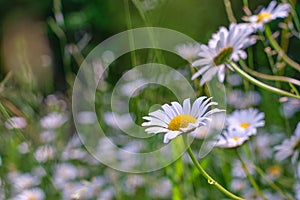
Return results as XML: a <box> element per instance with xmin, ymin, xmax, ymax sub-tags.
<box><xmin>288</xmin><ymin>0</ymin><xmax>300</xmax><ymax>32</ymax></box>
<box><xmin>131</xmin><ymin>0</ymin><xmax>165</xmax><ymax>64</ymax></box>
<box><xmin>224</xmin><ymin>0</ymin><xmax>236</xmax><ymax>23</ymax></box>
<box><xmin>239</xmin><ymin>60</ymin><xmax>300</xmax><ymax>87</ymax></box>
<box><xmin>124</xmin><ymin>0</ymin><xmax>137</xmax><ymax>67</ymax></box>
<box><xmin>254</xmin><ymin>165</ymin><xmax>293</xmax><ymax>200</ymax></box>
<box><xmin>187</xmin><ymin>146</ymin><xmax>244</xmax><ymax>200</ymax></box>
<box><xmin>227</xmin><ymin>61</ymin><xmax>300</xmax><ymax>100</ymax></box>
<box><xmin>235</xmin><ymin>149</ymin><xmax>267</xmax><ymax>200</ymax></box>
<box><xmin>265</xmin><ymin>25</ymin><xmax>300</xmax><ymax>72</ymax></box>
<box><xmin>242</xmin><ymin>0</ymin><xmax>248</xmax><ymax>8</ymax></box>
<box><xmin>289</xmin><ymin>82</ymin><xmax>300</xmax><ymax>96</ymax></box>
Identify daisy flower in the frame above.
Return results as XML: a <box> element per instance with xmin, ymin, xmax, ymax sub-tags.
<box><xmin>226</xmin><ymin>108</ymin><xmax>265</xmax><ymax>136</ymax></box>
<box><xmin>142</xmin><ymin>96</ymin><xmax>224</xmax><ymax>143</ymax></box>
<box><xmin>5</xmin><ymin>116</ymin><xmax>27</xmax><ymax>130</ymax></box>
<box><xmin>175</xmin><ymin>43</ymin><xmax>201</xmax><ymax>62</ymax></box>
<box><xmin>215</xmin><ymin>129</ymin><xmax>249</xmax><ymax>148</ymax></box>
<box><xmin>192</xmin><ymin>23</ymin><xmax>255</xmax><ymax>85</ymax></box>
<box><xmin>246</xmin><ymin>1</ymin><xmax>290</xmax><ymax>31</ymax></box>
<box><xmin>12</xmin><ymin>188</ymin><xmax>45</xmax><ymax>200</ymax></box>
<box><xmin>274</xmin><ymin>122</ymin><xmax>300</xmax><ymax>163</ymax></box>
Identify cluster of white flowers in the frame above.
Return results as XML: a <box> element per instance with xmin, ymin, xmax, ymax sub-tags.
<box><xmin>215</xmin><ymin>108</ymin><xmax>265</xmax><ymax>148</ymax></box>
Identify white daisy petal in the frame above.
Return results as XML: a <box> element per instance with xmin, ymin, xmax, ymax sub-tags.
<box><xmin>182</xmin><ymin>98</ymin><xmax>191</xmax><ymax>114</ymax></box>
<box><xmin>171</xmin><ymin>102</ymin><xmax>183</xmax><ymax>115</ymax></box>
<box><xmin>164</xmin><ymin>131</ymin><xmax>181</xmax><ymax>143</ymax></box>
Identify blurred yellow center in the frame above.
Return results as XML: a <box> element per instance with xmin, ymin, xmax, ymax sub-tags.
<box><xmin>168</xmin><ymin>114</ymin><xmax>196</xmax><ymax>131</ymax></box>
<box><xmin>240</xmin><ymin>122</ymin><xmax>250</xmax><ymax>129</ymax></box>
<box><xmin>257</xmin><ymin>12</ymin><xmax>272</xmax><ymax>22</ymax></box>
<box><xmin>28</xmin><ymin>194</ymin><xmax>38</xmax><ymax>200</ymax></box>
<box><xmin>267</xmin><ymin>165</ymin><xmax>281</xmax><ymax>177</ymax></box>
<box><xmin>233</xmin><ymin>137</ymin><xmax>240</xmax><ymax>141</ymax></box>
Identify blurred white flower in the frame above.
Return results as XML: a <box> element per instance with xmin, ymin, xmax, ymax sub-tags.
<box><xmin>104</xmin><ymin>112</ymin><xmax>133</xmax><ymax>130</ymax></box>
<box><xmin>40</xmin><ymin>112</ymin><xmax>68</xmax><ymax>129</ymax></box>
<box><xmin>120</xmin><ymin>79</ymin><xmax>147</xmax><ymax>97</ymax></box>
<box><xmin>281</xmin><ymin>98</ymin><xmax>300</xmax><ymax>118</ymax></box>
<box><xmin>251</xmin><ymin>133</ymin><xmax>273</xmax><ymax>159</ymax></box>
<box><xmin>227</xmin><ymin>90</ymin><xmax>261</xmax><ymax>109</ymax></box>
<box><xmin>226</xmin><ymin>108</ymin><xmax>265</xmax><ymax>136</ymax></box>
<box><xmin>175</xmin><ymin>43</ymin><xmax>201</xmax><ymax>62</ymax></box>
<box><xmin>17</xmin><ymin>142</ymin><xmax>30</xmax><ymax>154</ymax></box>
<box><xmin>97</xmin><ymin>186</ymin><xmax>115</xmax><ymax>200</ymax></box>
<box><xmin>62</xmin><ymin>148</ymin><xmax>87</xmax><ymax>161</ymax></box>
<box><xmin>12</xmin><ymin>188</ymin><xmax>45</xmax><ymax>200</ymax></box>
<box><xmin>60</xmin><ymin>182</ymin><xmax>83</xmax><ymax>200</ymax></box>
<box><xmin>5</xmin><ymin>116</ymin><xmax>27</xmax><ymax>130</ymax></box>
<box><xmin>246</xmin><ymin>1</ymin><xmax>290</xmax><ymax>31</ymax></box>
<box><xmin>294</xmin><ymin>181</ymin><xmax>300</xmax><ymax>200</ymax></box>
<box><xmin>192</xmin><ymin>23</ymin><xmax>255</xmax><ymax>85</ymax></box>
<box><xmin>45</xmin><ymin>94</ymin><xmax>67</xmax><ymax>111</ymax></box>
<box><xmin>11</xmin><ymin>173</ymin><xmax>40</xmax><ymax>192</ymax></box>
<box><xmin>142</xmin><ymin>96</ymin><xmax>223</xmax><ymax>143</ymax></box>
<box><xmin>39</xmin><ymin>130</ymin><xmax>56</xmax><ymax>143</ymax></box>
<box><xmin>34</xmin><ymin>145</ymin><xmax>56</xmax><ymax>163</ymax></box>
<box><xmin>32</xmin><ymin>166</ymin><xmax>46</xmax><ymax>178</ymax></box>
<box><xmin>149</xmin><ymin>178</ymin><xmax>172</xmax><ymax>198</ymax></box>
<box><xmin>226</xmin><ymin>73</ymin><xmax>243</xmax><ymax>86</ymax></box>
<box><xmin>140</xmin><ymin>0</ymin><xmax>161</xmax><ymax>11</ymax></box>
<box><xmin>76</xmin><ymin>111</ymin><xmax>97</xmax><ymax>124</ymax></box>
<box><xmin>232</xmin><ymin>158</ymin><xmax>255</xmax><ymax>178</ymax></box>
<box><xmin>215</xmin><ymin>129</ymin><xmax>249</xmax><ymax>148</ymax></box>
<box><xmin>275</xmin><ymin>122</ymin><xmax>300</xmax><ymax>163</ymax></box>
<box><xmin>125</xmin><ymin>175</ymin><xmax>145</xmax><ymax>193</ymax></box>
<box><xmin>231</xmin><ymin>178</ymin><xmax>248</xmax><ymax>191</ymax></box>
<box><xmin>71</xmin><ymin>179</ymin><xmax>104</xmax><ymax>200</ymax></box>
<box><xmin>54</xmin><ymin>163</ymin><xmax>78</xmax><ymax>188</ymax></box>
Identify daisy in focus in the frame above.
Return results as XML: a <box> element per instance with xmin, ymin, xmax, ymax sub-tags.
<box><xmin>274</xmin><ymin>122</ymin><xmax>300</xmax><ymax>163</ymax></box>
<box><xmin>192</xmin><ymin>23</ymin><xmax>255</xmax><ymax>85</ymax></box>
<box><xmin>142</xmin><ymin>96</ymin><xmax>224</xmax><ymax>143</ymax></box>
<box><xmin>245</xmin><ymin>1</ymin><xmax>290</xmax><ymax>31</ymax></box>
<box><xmin>226</xmin><ymin>108</ymin><xmax>265</xmax><ymax>136</ymax></box>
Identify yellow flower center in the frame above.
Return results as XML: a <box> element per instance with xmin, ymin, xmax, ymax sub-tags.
<box><xmin>168</xmin><ymin>114</ymin><xmax>197</xmax><ymax>131</ymax></box>
<box><xmin>256</xmin><ymin>12</ymin><xmax>272</xmax><ymax>23</ymax></box>
<box><xmin>28</xmin><ymin>194</ymin><xmax>38</xmax><ymax>200</ymax></box>
<box><xmin>233</xmin><ymin>137</ymin><xmax>240</xmax><ymax>141</ymax></box>
<box><xmin>239</xmin><ymin>122</ymin><xmax>250</xmax><ymax>129</ymax></box>
<box><xmin>267</xmin><ymin>165</ymin><xmax>281</xmax><ymax>177</ymax></box>
<box><xmin>213</xmin><ymin>46</ymin><xmax>233</xmax><ymax>66</ymax></box>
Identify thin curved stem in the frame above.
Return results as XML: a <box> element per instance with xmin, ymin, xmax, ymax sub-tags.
<box><xmin>235</xmin><ymin>149</ymin><xmax>267</xmax><ymax>200</ymax></box>
<box><xmin>265</xmin><ymin>25</ymin><xmax>300</xmax><ymax>72</ymax></box>
<box><xmin>186</xmin><ymin>146</ymin><xmax>244</xmax><ymax>200</ymax></box>
<box><xmin>227</xmin><ymin>61</ymin><xmax>300</xmax><ymax>100</ymax></box>
<box><xmin>224</xmin><ymin>0</ymin><xmax>236</xmax><ymax>23</ymax></box>
<box><xmin>239</xmin><ymin>60</ymin><xmax>300</xmax><ymax>87</ymax></box>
